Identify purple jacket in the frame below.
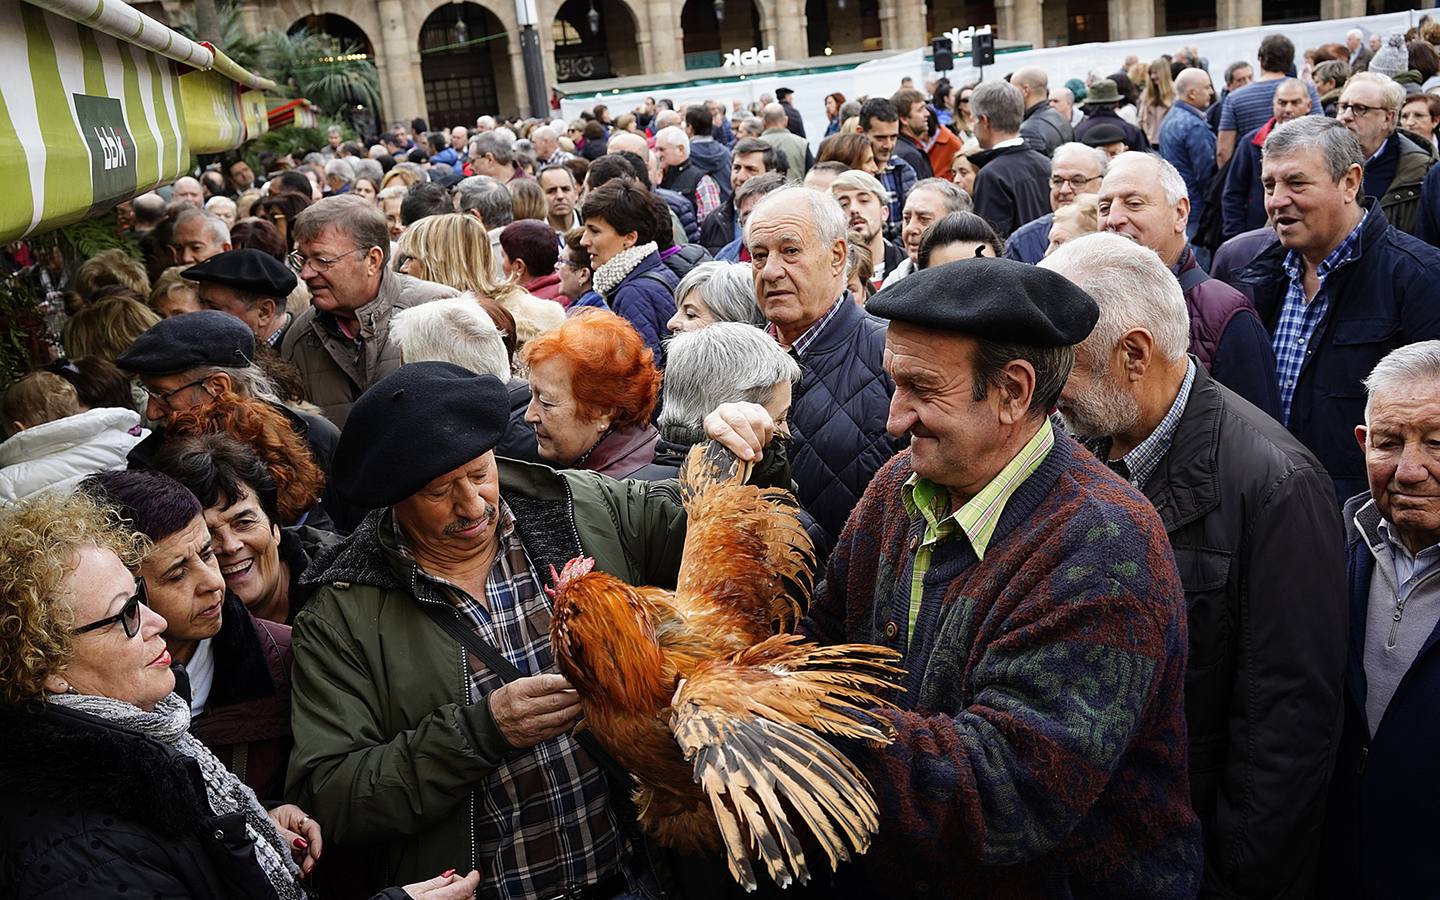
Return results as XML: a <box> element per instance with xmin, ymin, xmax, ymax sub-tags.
<box><xmin>1174</xmin><ymin>245</ymin><xmax>1282</xmax><ymax>420</ymax></box>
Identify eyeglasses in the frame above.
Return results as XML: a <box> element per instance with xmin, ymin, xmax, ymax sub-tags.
<box><xmin>287</xmin><ymin>247</ymin><xmax>370</xmax><ymax>273</ymax></box>
<box><xmin>1050</xmin><ymin>174</ymin><xmax>1102</xmax><ymax>189</ymax></box>
<box><xmin>142</xmin><ymin>377</ymin><xmax>209</xmax><ymax>410</ymax></box>
<box><xmin>74</xmin><ymin>578</ymin><xmax>148</xmax><ymax>638</ymax></box>
<box><xmin>1337</xmin><ymin>102</ymin><xmax>1387</xmax><ymax>118</ymax></box>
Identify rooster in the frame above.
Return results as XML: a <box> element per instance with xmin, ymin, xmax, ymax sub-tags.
<box><xmin>549</xmin><ymin>443</ymin><xmax>903</xmax><ymax>891</ymax></box>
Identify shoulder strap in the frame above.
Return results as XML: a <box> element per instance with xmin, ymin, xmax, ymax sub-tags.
<box><xmin>1177</xmin><ymin>264</ymin><xmax>1209</xmax><ymax>294</ymax></box>
<box><xmin>638</xmin><ymin>269</ymin><xmax>676</xmax><ymax>294</ymax></box>
<box><xmin>419</xmin><ymin>598</ymin><xmax>639</xmax><ymax>793</ymax></box>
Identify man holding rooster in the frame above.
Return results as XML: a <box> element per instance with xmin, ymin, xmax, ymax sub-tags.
<box><xmin>286</xmin><ymin>361</ymin><xmax>789</xmax><ymax>899</ymax></box>
<box><xmin>797</xmin><ymin>257</ymin><xmax>1204</xmax><ymax>896</ymax></box>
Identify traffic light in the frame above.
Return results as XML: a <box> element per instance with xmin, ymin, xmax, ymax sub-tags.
<box><xmin>973</xmin><ymin>30</ymin><xmax>995</xmax><ymax>67</ymax></box>
<box><xmin>932</xmin><ymin>37</ymin><xmax>953</xmax><ymax>71</ymax></box>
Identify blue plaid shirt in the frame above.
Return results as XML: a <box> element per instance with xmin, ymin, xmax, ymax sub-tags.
<box><xmin>877</xmin><ymin>155</ymin><xmax>917</xmax><ymax>241</ymax></box>
<box><xmin>395</xmin><ymin>504</ymin><xmax>621</xmax><ymax>900</ymax></box>
<box><xmin>1273</xmin><ymin>211</ymin><xmax>1367</xmax><ymax>425</ymax></box>
<box><xmin>768</xmin><ymin>294</ymin><xmax>846</xmax><ymax>357</ymax></box>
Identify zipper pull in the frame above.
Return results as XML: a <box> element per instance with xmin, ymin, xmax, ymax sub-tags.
<box><xmin>1388</xmin><ymin>604</ymin><xmax>1404</xmax><ymax>649</ymax></box>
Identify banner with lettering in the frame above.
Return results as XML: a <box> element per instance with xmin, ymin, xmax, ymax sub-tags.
<box><xmin>0</xmin><ymin>1</ymin><xmax>189</xmax><ymax>242</ymax></box>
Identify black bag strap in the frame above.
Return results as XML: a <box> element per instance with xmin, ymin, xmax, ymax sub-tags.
<box><xmin>419</xmin><ymin>598</ymin><xmax>638</xmax><ymax>792</ymax></box>
<box><xmin>1177</xmin><ymin>261</ymin><xmax>1210</xmax><ymax>294</ymax></box>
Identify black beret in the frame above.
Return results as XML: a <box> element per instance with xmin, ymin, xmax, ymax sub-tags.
<box><xmin>331</xmin><ymin>362</ymin><xmax>511</xmax><ymax>510</ymax></box>
<box><xmin>867</xmin><ymin>257</ymin><xmax>1099</xmax><ymax>346</ymax></box>
<box><xmin>182</xmin><ymin>248</ymin><xmax>297</xmax><ymax>298</ymax></box>
<box><xmin>1081</xmin><ymin>123</ymin><xmax>1128</xmax><ymax>147</ymax></box>
<box><xmin>116</xmin><ymin>309</ymin><xmax>255</xmax><ymax>375</ymax></box>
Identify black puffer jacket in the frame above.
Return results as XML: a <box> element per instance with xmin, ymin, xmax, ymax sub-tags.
<box><xmin>0</xmin><ymin>702</ymin><xmax>287</xmax><ymax>899</ymax></box>
<box><xmin>787</xmin><ymin>296</ymin><xmax>905</xmax><ymax>555</ymax></box>
<box><xmin>1136</xmin><ymin>364</ymin><xmax>1347</xmax><ymax>899</ymax></box>
<box><xmin>0</xmin><ymin>702</ymin><xmax>413</xmax><ymax>900</ymax></box>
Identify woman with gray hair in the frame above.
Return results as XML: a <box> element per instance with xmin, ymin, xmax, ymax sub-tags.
<box><xmin>632</xmin><ymin>322</ymin><xmax>800</xmax><ymax>481</ymax></box>
<box><xmin>666</xmin><ymin>261</ymin><xmax>764</xmax><ymax>333</ymax></box>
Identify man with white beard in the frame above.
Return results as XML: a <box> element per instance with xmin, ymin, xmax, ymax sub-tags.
<box><xmin>1043</xmin><ymin>231</ymin><xmax>1347</xmax><ymax>900</ymax></box>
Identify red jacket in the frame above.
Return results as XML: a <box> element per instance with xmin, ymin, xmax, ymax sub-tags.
<box><xmin>526</xmin><ymin>273</ymin><xmax>566</xmax><ymax>303</ymax></box>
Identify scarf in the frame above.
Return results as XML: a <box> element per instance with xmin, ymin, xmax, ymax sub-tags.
<box><xmin>592</xmin><ymin>241</ymin><xmax>658</xmax><ymax>297</ymax></box>
<box><xmin>48</xmin><ymin>691</ymin><xmax>303</xmax><ymax>900</ymax></box>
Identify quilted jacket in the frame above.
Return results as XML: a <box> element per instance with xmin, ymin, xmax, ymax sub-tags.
<box><xmin>787</xmin><ymin>295</ymin><xmax>906</xmax><ymax>554</ymax></box>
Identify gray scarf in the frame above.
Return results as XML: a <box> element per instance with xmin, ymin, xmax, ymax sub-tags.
<box><xmin>592</xmin><ymin>241</ymin><xmax>658</xmax><ymax>297</ymax></box>
<box><xmin>48</xmin><ymin>691</ymin><xmax>303</xmax><ymax>900</ymax></box>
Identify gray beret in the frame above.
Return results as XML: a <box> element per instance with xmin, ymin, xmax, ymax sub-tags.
<box><xmin>116</xmin><ymin>309</ymin><xmax>255</xmax><ymax>375</ymax></box>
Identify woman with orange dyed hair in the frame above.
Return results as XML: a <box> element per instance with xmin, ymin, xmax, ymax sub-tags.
<box><xmin>166</xmin><ymin>391</ymin><xmax>326</xmax><ymax>526</ymax></box>
<box><xmin>520</xmin><ymin>308</ymin><xmax>662</xmax><ymax>477</ymax></box>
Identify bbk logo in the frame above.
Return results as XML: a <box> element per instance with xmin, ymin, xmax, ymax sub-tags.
<box><xmin>94</xmin><ymin>125</ymin><xmax>128</xmax><ymax>170</ymax></box>
<box><xmin>73</xmin><ymin>93</ymin><xmax>137</xmax><ymax>208</ymax></box>
<box><xmin>722</xmin><ymin>45</ymin><xmax>776</xmax><ymax>68</ymax></box>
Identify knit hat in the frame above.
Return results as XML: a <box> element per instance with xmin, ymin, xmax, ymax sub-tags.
<box><xmin>1065</xmin><ymin>78</ymin><xmax>1087</xmax><ymax>102</ymax></box>
<box><xmin>1368</xmin><ymin>32</ymin><xmax>1410</xmax><ymax>80</ymax></box>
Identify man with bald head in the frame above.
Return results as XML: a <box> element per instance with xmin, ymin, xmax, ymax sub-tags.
<box><xmin>760</xmin><ymin>102</ymin><xmax>813</xmax><ymax>182</ymax></box>
<box><xmin>1159</xmin><ymin>68</ymin><xmax>1217</xmax><ymax>241</ymax></box>
<box><xmin>531</xmin><ymin>125</ymin><xmax>572</xmax><ymax>167</ymax></box>
<box><xmin>170</xmin><ymin>175</ymin><xmax>204</xmax><ymax>209</ymax></box>
<box><xmin>1003</xmin><ymin>142</ymin><xmax>1106</xmax><ymax>264</ymax></box>
<box><xmin>1222</xmin><ymin>77</ymin><xmax>1310</xmax><ymax>240</ymax></box>
<box><xmin>1014</xmin><ymin>67</ymin><xmax>1073</xmax><ymax>156</ymax></box>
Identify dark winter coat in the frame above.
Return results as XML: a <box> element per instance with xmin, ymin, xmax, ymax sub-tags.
<box><xmin>497</xmin><ymin>376</ymin><xmax>542</xmax><ymax>464</ymax></box>
<box><xmin>603</xmin><ymin>251</ymin><xmax>678</xmax><ymax>362</ymax></box>
<box><xmin>687</xmin><ymin>137</ymin><xmax>734</xmax><ymax>201</ymax></box>
<box><xmin>970</xmin><ymin>143</ymin><xmax>1053</xmax><ymax>237</ymax></box>
<box><xmin>1237</xmin><ymin>202</ymin><xmax>1440</xmax><ymax>501</ymax></box>
<box><xmin>1019</xmin><ymin>100</ymin><xmax>1074</xmax><ymax>156</ymax></box>
<box><xmin>1221</xmin><ymin>121</ymin><xmax>1268</xmax><ymax>241</ymax></box>
<box><xmin>279</xmin><ymin>523</ymin><xmax>344</xmax><ymax>622</ymax></box>
<box><xmin>787</xmin><ymin>295</ymin><xmax>906</xmax><ymax>554</ymax></box>
<box><xmin>1320</xmin><ymin>492</ymin><xmax>1440</xmax><ymax>900</ymax></box>
<box><xmin>700</xmin><ymin>199</ymin><xmax>737</xmax><ymax>256</ymax></box>
<box><xmin>892</xmin><ymin>134</ymin><xmax>934</xmax><ymax>181</ymax></box>
<box><xmin>1139</xmin><ymin>364</ymin><xmax>1346</xmax><ymax>899</ymax></box>
<box><xmin>0</xmin><ymin>702</ymin><xmax>287</xmax><ymax>899</ymax></box>
<box><xmin>659</xmin><ymin>242</ymin><xmax>713</xmax><ymax>284</ymax></box>
<box><xmin>1002</xmin><ymin>211</ymin><xmax>1054</xmax><ymax>264</ymax></box>
<box><xmin>1362</xmin><ymin>129</ymin><xmax>1436</xmax><ymax>236</ymax></box>
<box><xmin>655</xmin><ymin>187</ymin><xmax>702</xmax><ymax>243</ymax></box>
<box><xmin>190</xmin><ymin>593</ymin><xmax>295</xmax><ymax>806</ymax></box>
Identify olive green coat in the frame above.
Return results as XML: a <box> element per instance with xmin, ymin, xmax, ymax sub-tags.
<box><xmin>285</xmin><ymin>458</ymin><xmax>687</xmax><ymax>893</ymax></box>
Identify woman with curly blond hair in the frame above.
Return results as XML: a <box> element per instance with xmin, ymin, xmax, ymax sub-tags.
<box><xmin>62</xmin><ymin>293</ymin><xmax>161</xmax><ymax>361</ymax></box>
<box><xmin>0</xmin><ymin>490</ymin><xmax>479</xmax><ymax>898</ymax></box>
<box><xmin>395</xmin><ymin>212</ymin><xmax>563</xmax><ymax>359</ymax></box>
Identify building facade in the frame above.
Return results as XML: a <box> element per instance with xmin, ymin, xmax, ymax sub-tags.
<box><xmin>143</xmin><ymin>0</ymin><xmax>1378</xmax><ymax>127</ymax></box>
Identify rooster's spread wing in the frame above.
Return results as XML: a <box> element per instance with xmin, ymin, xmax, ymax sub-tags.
<box><xmin>673</xmin><ymin>443</ymin><xmax>815</xmax><ymax>638</ymax></box>
<box><xmin>668</xmin><ymin>634</ymin><xmax>902</xmax><ymax>890</ymax></box>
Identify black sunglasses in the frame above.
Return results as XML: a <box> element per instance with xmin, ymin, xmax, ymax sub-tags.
<box><xmin>74</xmin><ymin>577</ymin><xmax>147</xmax><ymax>638</ymax></box>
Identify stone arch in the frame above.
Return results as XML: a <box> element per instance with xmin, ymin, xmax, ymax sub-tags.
<box><xmin>550</xmin><ymin>0</ymin><xmax>644</xmax><ymax>82</ymax></box>
<box><xmin>681</xmin><ymin>0</ymin><xmax>764</xmax><ymax>69</ymax></box>
<box><xmin>414</xmin><ymin>1</ymin><xmax>517</xmax><ymax>124</ymax></box>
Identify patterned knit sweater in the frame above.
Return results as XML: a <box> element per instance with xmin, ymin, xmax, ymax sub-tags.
<box><xmin>803</xmin><ymin>436</ymin><xmax>1202</xmax><ymax>898</ymax></box>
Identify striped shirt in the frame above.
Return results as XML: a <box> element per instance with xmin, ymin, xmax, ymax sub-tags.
<box><xmin>394</xmin><ymin>504</ymin><xmax>620</xmax><ymax>900</ymax></box>
<box><xmin>1219</xmin><ymin>78</ymin><xmax>1323</xmax><ymax>136</ymax></box>
<box><xmin>901</xmin><ymin>418</ymin><xmax>1055</xmax><ymax>646</ymax></box>
<box><xmin>1273</xmin><ymin>212</ymin><xmax>1367</xmax><ymax>424</ymax></box>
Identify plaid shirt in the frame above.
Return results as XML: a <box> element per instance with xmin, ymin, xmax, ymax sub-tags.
<box><xmin>877</xmin><ymin>156</ymin><xmax>917</xmax><ymax>241</ymax></box>
<box><xmin>767</xmin><ymin>294</ymin><xmax>845</xmax><ymax>357</ymax></box>
<box><xmin>694</xmin><ymin>174</ymin><xmax>722</xmax><ymax>221</ymax></box>
<box><xmin>1273</xmin><ymin>212</ymin><xmax>1366</xmax><ymax>425</ymax></box>
<box><xmin>1089</xmin><ymin>360</ymin><xmax>1196</xmax><ymax>490</ymax></box>
<box><xmin>395</xmin><ymin>504</ymin><xmax>621</xmax><ymax>900</ymax></box>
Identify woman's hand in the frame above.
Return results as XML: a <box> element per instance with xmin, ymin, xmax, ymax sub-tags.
<box><xmin>267</xmin><ymin>803</ymin><xmax>323</xmax><ymax>876</ymax></box>
<box><xmin>404</xmin><ymin>870</ymin><xmax>482</xmax><ymax>898</ymax></box>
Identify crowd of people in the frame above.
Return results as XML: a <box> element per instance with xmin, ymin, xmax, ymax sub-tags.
<box><xmin>4</xmin><ymin>15</ymin><xmax>1440</xmax><ymax>900</ymax></box>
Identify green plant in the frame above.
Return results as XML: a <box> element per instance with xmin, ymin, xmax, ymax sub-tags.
<box><xmin>260</xmin><ymin>29</ymin><xmax>381</xmax><ymax>118</ymax></box>
<box><xmin>173</xmin><ymin>1</ymin><xmax>263</xmax><ymax>73</ymax></box>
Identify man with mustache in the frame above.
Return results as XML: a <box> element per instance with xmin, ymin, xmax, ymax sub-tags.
<box><xmin>288</xmin><ymin>361</ymin><xmax>786</xmax><ymax>898</ymax></box>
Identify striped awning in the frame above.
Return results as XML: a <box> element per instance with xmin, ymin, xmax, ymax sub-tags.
<box><xmin>0</xmin><ymin>0</ymin><xmax>273</xmax><ymax>243</ymax></box>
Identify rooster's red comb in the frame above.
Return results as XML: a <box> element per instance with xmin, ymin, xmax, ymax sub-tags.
<box><xmin>550</xmin><ymin>556</ymin><xmax>596</xmax><ymax>594</ymax></box>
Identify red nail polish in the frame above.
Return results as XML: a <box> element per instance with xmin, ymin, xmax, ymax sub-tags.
<box><xmin>441</xmin><ymin>869</ymin><xmax>456</xmax><ymax>878</ymax></box>
<box><xmin>293</xmin><ymin>837</ymin><xmax>308</xmax><ymax>850</ymax></box>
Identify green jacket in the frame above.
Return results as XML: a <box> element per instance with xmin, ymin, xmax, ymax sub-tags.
<box><xmin>1378</xmin><ymin>129</ymin><xmax>1437</xmax><ymax>236</ymax></box>
<box><xmin>285</xmin><ymin>457</ymin><xmax>688</xmax><ymax>893</ymax></box>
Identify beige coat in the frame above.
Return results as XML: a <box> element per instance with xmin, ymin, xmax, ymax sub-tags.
<box><xmin>280</xmin><ymin>268</ymin><xmax>456</xmax><ymax>428</ymax></box>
